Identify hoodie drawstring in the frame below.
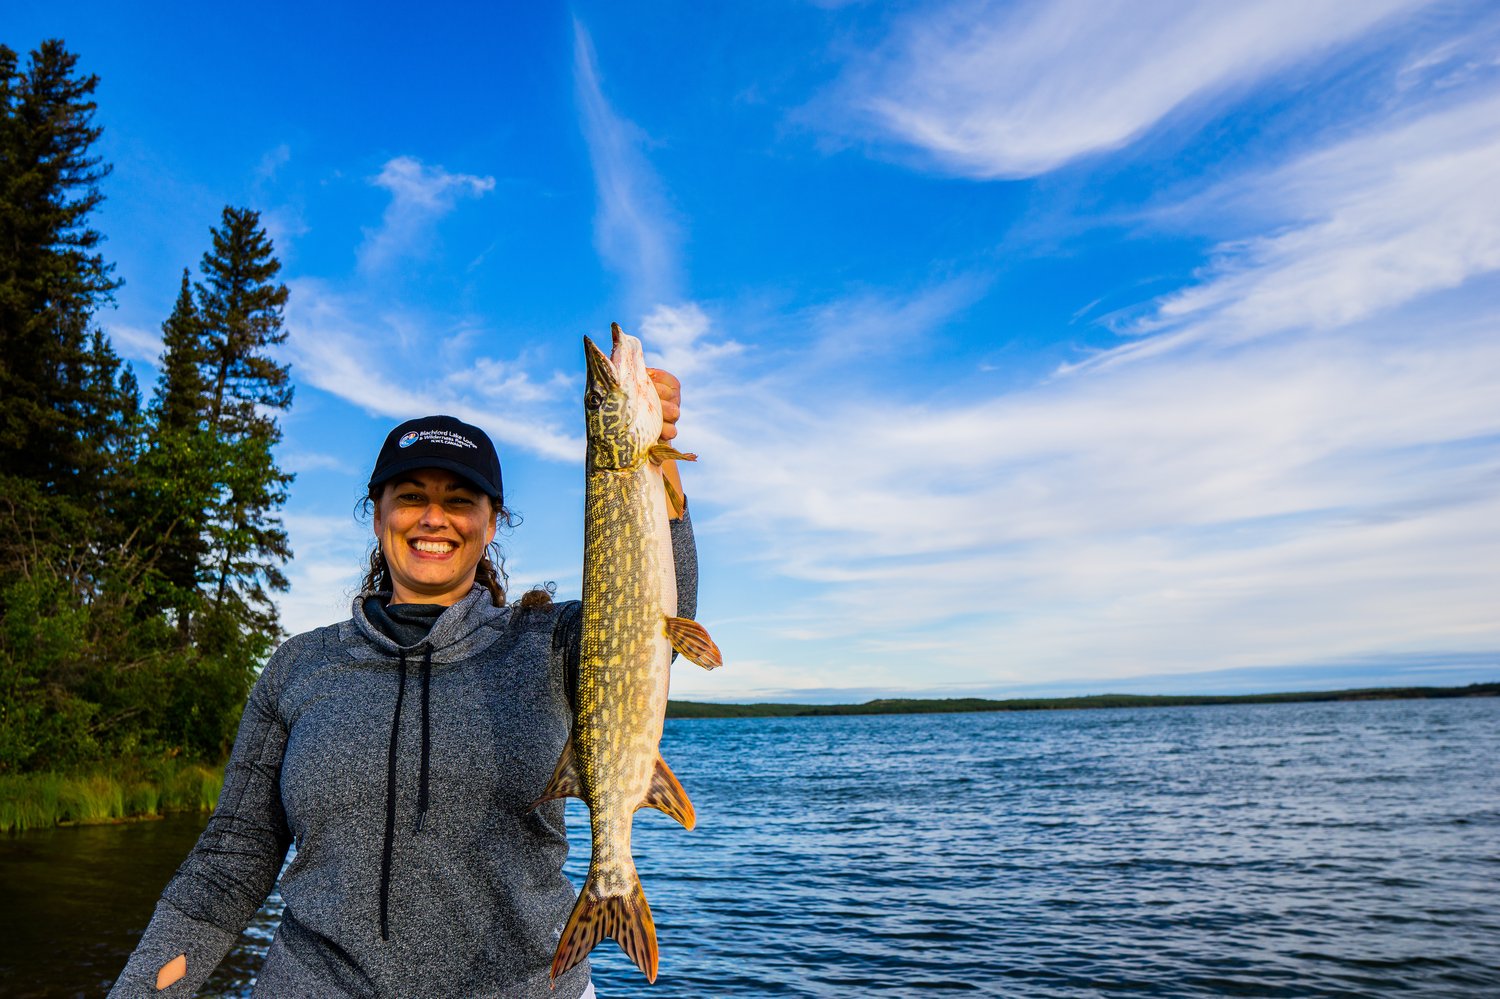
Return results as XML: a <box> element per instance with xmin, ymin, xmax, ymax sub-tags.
<box><xmin>378</xmin><ymin>643</ymin><xmax>432</xmax><ymax>941</ymax></box>
<box><xmin>415</xmin><ymin>646</ymin><xmax>432</xmax><ymax>833</ymax></box>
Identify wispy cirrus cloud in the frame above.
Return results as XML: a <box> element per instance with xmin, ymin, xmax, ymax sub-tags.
<box><xmin>1083</xmin><ymin>89</ymin><xmax>1500</xmax><ymax>367</ymax></box>
<box><xmin>666</xmin><ymin>43</ymin><xmax>1500</xmax><ymax>695</ymax></box>
<box><xmin>357</xmin><ymin>156</ymin><xmax>496</xmax><ymax>273</ymax></box>
<box><xmin>829</xmin><ymin>0</ymin><xmax>1426</xmax><ymax>178</ymax></box>
<box><xmin>104</xmin><ymin>322</ymin><xmax>165</xmax><ymax>366</ymax></box>
<box><xmin>284</xmin><ymin>278</ymin><xmax>580</xmax><ymax>461</ymax></box>
<box><xmin>572</xmin><ymin>18</ymin><xmax>680</xmax><ymax>308</ymax></box>
<box><xmin>669</xmin><ymin>303</ymin><xmax>1500</xmax><ymax>698</ymax></box>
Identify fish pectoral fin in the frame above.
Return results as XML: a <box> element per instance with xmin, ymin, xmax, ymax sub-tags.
<box><xmin>647</xmin><ymin>442</ymin><xmax>698</xmax><ymax>464</ymax></box>
<box><xmin>552</xmin><ymin>870</ymin><xmax>659</xmax><ymax>984</ymax></box>
<box><xmin>528</xmin><ymin>736</ymin><xmax>583</xmax><ymax>809</ymax></box>
<box><xmin>640</xmin><ymin>755</ymin><xmax>696</xmax><ymax>830</ymax></box>
<box><xmin>664</xmin><ymin>615</ymin><xmax>723</xmax><ymax>670</ymax></box>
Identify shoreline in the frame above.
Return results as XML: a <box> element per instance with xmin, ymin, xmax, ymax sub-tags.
<box><xmin>666</xmin><ymin>681</ymin><xmax>1500</xmax><ymax>718</ymax></box>
<box><xmin>0</xmin><ymin>762</ymin><xmax>223</xmax><ymax>834</ymax></box>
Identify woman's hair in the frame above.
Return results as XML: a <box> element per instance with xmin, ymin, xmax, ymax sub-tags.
<box><xmin>359</xmin><ymin>485</ymin><xmax>514</xmax><ymax>607</ymax></box>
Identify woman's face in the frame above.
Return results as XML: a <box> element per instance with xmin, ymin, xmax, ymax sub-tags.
<box><xmin>372</xmin><ymin>468</ymin><xmax>498</xmax><ymax>605</ymax></box>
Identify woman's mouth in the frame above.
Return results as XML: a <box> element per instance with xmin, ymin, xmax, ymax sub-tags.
<box><xmin>410</xmin><ymin>539</ymin><xmax>458</xmax><ymax>556</ymax></box>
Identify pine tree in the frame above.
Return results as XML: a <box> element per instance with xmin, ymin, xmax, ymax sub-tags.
<box><xmin>76</xmin><ymin>328</ymin><xmax>142</xmax><ymax>533</ymax></box>
<box><xmin>154</xmin><ymin>270</ymin><xmax>208</xmax><ymax>435</ymax></box>
<box><xmin>139</xmin><ymin>272</ymin><xmax>216</xmax><ymax>624</ymax></box>
<box><xmin>193</xmin><ymin>207</ymin><xmax>295</xmax><ymax>635</ymax></box>
<box><xmin>0</xmin><ymin>40</ymin><xmax>120</xmax><ymax>494</ymax></box>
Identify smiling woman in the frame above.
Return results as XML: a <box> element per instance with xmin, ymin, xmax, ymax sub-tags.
<box><xmin>363</xmin><ymin>416</ymin><xmax>508</xmax><ymax>608</ymax></box>
<box><xmin>109</xmin><ymin>381</ymin><xmax>698</xmax><ymax>998</ymax></box>
<box><xmin>369</xmin><ymin>468</ymin><xmax>499</xmax><ymax>603</ymax></box>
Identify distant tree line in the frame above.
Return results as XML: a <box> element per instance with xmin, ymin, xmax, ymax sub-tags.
<box><xmin>665</xmin><ymin>683</ymin><xmax>1500</xmax><ymax>718</ymax></box>
<box><xmin>0</xmin><ymin>39</ymin><xmax>293</xmax><ymax>774</ymax></box>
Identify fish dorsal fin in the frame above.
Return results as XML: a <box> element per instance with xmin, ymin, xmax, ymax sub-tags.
<box><xmin>528</xmin><ymin>735</ymin><xmax>582</xmax><ymax>808</ymax></box>
<box><xmin>665</xmin><ymin>615</ymin><xmax>723</xmax><ymax>670</ymax></box>
<box><xmin>640</xmin><ymin>754</ymin><xmax>696</xmax><ymax>830</ymax></box>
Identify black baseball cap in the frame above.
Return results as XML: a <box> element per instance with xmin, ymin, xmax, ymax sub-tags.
<box><xmin>368</xmin><ymin>415</ymin><xmax>503</xmax><ymax>505</ymax></box>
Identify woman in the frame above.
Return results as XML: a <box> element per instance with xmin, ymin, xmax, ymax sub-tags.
<box><xmin>109</xmin><ymin>371</ymin><xmax>697</xmax><ymax>998</ymax></box>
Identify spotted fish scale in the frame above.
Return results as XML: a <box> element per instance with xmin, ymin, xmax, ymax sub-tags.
<box><xmin>532</xmin><ymin>323</ymin><xmax>721</xmax><ymax>985</ymax></box>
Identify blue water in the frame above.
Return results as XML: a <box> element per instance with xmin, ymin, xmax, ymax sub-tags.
<box><xmin>6</xmin><ymin>698</ymin><xmax>1499</xmax><ymax>996</ymax></box>
<box><xmin>584</xmin><ymin>699</ymin><xmax>1500</xmax><ymax>997</ymax></box>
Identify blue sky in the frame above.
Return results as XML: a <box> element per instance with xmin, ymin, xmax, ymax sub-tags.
<box><xmin>12</xmin><ymin>1</ymin><xmax>1500</xmax><ymax>700</ymax></box>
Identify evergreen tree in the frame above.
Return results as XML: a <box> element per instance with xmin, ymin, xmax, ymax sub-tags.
<box><xmin>76</xmin><ymin>328</ymin><xmax>142</xmax><ymax>549</ymax></box>
<box><xmin>0</xmin><ymin>46</ymin><xmax>285</xmax><ymax>775</ymax></box>
<box><xmin>194</xmin><ymin>207</ymin><xmax>294</xmax><ymax>635</ymax></box>
<box><xmin>139</xmin><ymin>272</ymin><xmax>216</xmax><ymax>626</ymax></box>
<box><xmin>0</xmin><ymin>40</ymin><xmax>120</xmax><ymax>495</ymax></box>
<box><xmin>153</xmin><ymin>270</ymin><xmax>208</xmax><ymax>434</ymax></box>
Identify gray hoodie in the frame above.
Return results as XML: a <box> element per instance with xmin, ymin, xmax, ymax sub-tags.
<box><xmin>109</xmin><ymin>514</ymin><xmax>698</xmax><ymax>998</ymax></box>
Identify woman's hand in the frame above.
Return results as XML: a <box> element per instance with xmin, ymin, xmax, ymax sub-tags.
<box><xmin>647</xmin><ymin>368</ymin><xmax>687</xmax><ymax>519</ymax></box>
<box><xmin>156</xmin><ymin>954</ymin><xmax>186</xmax><ymax>990</ymax></box>
<box><xmin>649</xmin><ymin>368</ymin><xmax>681</xmax><ymax>442</ymax></box>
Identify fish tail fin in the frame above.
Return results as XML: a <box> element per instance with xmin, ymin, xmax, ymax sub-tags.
<box><xmin>552</xmin><ymin>869</ymin><xmax>659</xmax><ymax>984</ymax></box>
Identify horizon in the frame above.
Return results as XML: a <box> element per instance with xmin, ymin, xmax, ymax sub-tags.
<box><xmin>9</xmin><ymin>1</ymin><xmax>1500</xmax><ymax>702</ymax></box>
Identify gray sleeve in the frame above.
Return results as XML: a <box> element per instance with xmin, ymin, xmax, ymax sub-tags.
<box><xmin>555</xmin><ymin>502</ymin><xmax>701</xmax><ymax>706</ymax></box>
<box><xmin>107</xmin><ymin>648</ymin><xmax>294</xmax><ymax>997</ymax></box>
<box><xmin>670</xmin><ymin>501</ymin><xmax>699</xmax><ymax>622</ymax></box>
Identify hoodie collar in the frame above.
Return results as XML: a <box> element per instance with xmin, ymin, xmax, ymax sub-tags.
<box><xmin>350</xmin><ymin>583</ymin><xmax>505</xmax><ymax>662</ymax></box>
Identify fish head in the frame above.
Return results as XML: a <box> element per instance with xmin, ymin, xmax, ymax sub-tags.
<box><xmin>584</xmin><ymin>323</ymin><xmax>662</xmax><ymax>471</ymax></box>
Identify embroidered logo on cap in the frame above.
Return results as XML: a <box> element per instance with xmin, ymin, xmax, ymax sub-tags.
<box><xmin>397</xmin><ymin>429</ymin><xmax>478</xmax><ymax>450</ymax></box>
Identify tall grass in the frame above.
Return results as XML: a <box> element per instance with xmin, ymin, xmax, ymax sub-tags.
<box><xmin>0</xmin><ymin>759</ymin><xmax>225</xmax><ymax>833</ymax></box>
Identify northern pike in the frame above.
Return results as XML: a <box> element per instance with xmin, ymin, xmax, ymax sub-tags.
<box><xmin>533</xmin><ymin>323</ymin><xmax>722</xmax><ymax>984</ymax></box>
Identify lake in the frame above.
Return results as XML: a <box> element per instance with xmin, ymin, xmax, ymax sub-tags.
<box><xmin>4</xmin><ymin>698</ymin><xmax>1498</xmax><ymax>996</ymax></box>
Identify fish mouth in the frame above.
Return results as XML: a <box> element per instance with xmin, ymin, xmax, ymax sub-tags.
<box><xmin>584</xmin><ymin>334</ymin><xmax>617</xmax><ymax>398</ymax></box>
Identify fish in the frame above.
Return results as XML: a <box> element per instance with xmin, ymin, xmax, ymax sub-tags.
<box><xmin>532</xmin><ymin>322</ymin><xmax>722</xmax><ymax>985</ymax></box>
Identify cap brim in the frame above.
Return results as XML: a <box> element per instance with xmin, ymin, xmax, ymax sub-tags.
<box><xmin>368</xmin><ymin>457</ymin><xmax>502</xmax><ymax>501</ymax></box>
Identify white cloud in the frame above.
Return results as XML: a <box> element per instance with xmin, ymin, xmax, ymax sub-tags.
<box><xmin>1084</xmin><ymin>88</ymin><xmax>1500</xmax><ymax>367</ymax></box>
<box><xmin>834</xmin><ymin>0</ymin><xmax>1426</xmax><ymax>178</ymax></box>
<box><xmin>256</xmin><ymin>143</ymin><xmax>292</xmax><ymax>181</ymax></box>
<box><xmin>637</xmin><ymin>303</ymin><xmax>744</xmax><ymax>379</ymax></box>
<box><xmin>573</xmin><ymin>18</ymin><xmax>679</xmax><ymax>307</ymax></box>
<box><xmin>281</xmin><ymin>450</ymin><xmax>358</xmax><ymax>475</ymax></box>
<box><xmin>358</xmin><ymin>156</ymin><xmax>495</xmax><ymax>272</ymax></box>
<box><xmin>284</xmin><ymin>279</ymin><xmax>580</xmax><ymax>461</ymax></box>
<box><xmin>259</xmin><ymin>204</ymin><xmax>310</xmax><ymax>262</ymax></box>
<box><xmin>105</xmin><ymin>322</ymin><xmax>163</xmax><ymax>365</ymax></box>
<box><xmin>279</xmin><ymin>512</ymin><xmax>370</xmax><ymax>636</ymax></box>
<box><xmin>662</xmin><ymin>288</ymin><xmax>1500</xmax><ymax>697</ymax></box>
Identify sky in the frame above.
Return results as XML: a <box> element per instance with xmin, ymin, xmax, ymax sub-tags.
<box><xmin>10</xmin><ymin>0</ymin><xmax>1500</xmax><ymax>701</ymax></box>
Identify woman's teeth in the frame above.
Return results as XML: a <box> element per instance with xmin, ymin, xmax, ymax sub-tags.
<box><xmin>412</xmin><ymin>540</ymin><xmax>456</xmax><ymax>554</ymax></box>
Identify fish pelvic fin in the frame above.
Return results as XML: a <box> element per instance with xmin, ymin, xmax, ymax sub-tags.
<box><xmin>665</xmin><ymin>615</ymin><xmax>723</xmax><ymax>670</ymax></box>
<box><xmin>662</xmin><ymin>471</ymin><xmax>686</xmax><ymax>520</ymax></box>
<box><xmin>528</xmin><ymin>736</ymin><xmax>582</xmax><ymax>810</ymax></box>
<box><xmin>551</xmin><ymin>869</ymin><xmax>658</xmax><ymax>984</ymax></box>
<box><xmin>640</xmin><ymin>754</ymin><xmax>696</xmax><ymax>829</ymax></box>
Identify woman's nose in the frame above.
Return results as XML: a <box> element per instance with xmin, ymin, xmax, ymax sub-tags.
<box><xmin>420</xmin><ymin>503</ymin><xmax>447</xmax><ymax>526</ymax></box>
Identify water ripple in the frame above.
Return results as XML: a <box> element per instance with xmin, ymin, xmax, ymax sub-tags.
<box><xmin>5</xmin><ymin>698</ymin><xmax>1498</xmax><ymax>997</ymax></box>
